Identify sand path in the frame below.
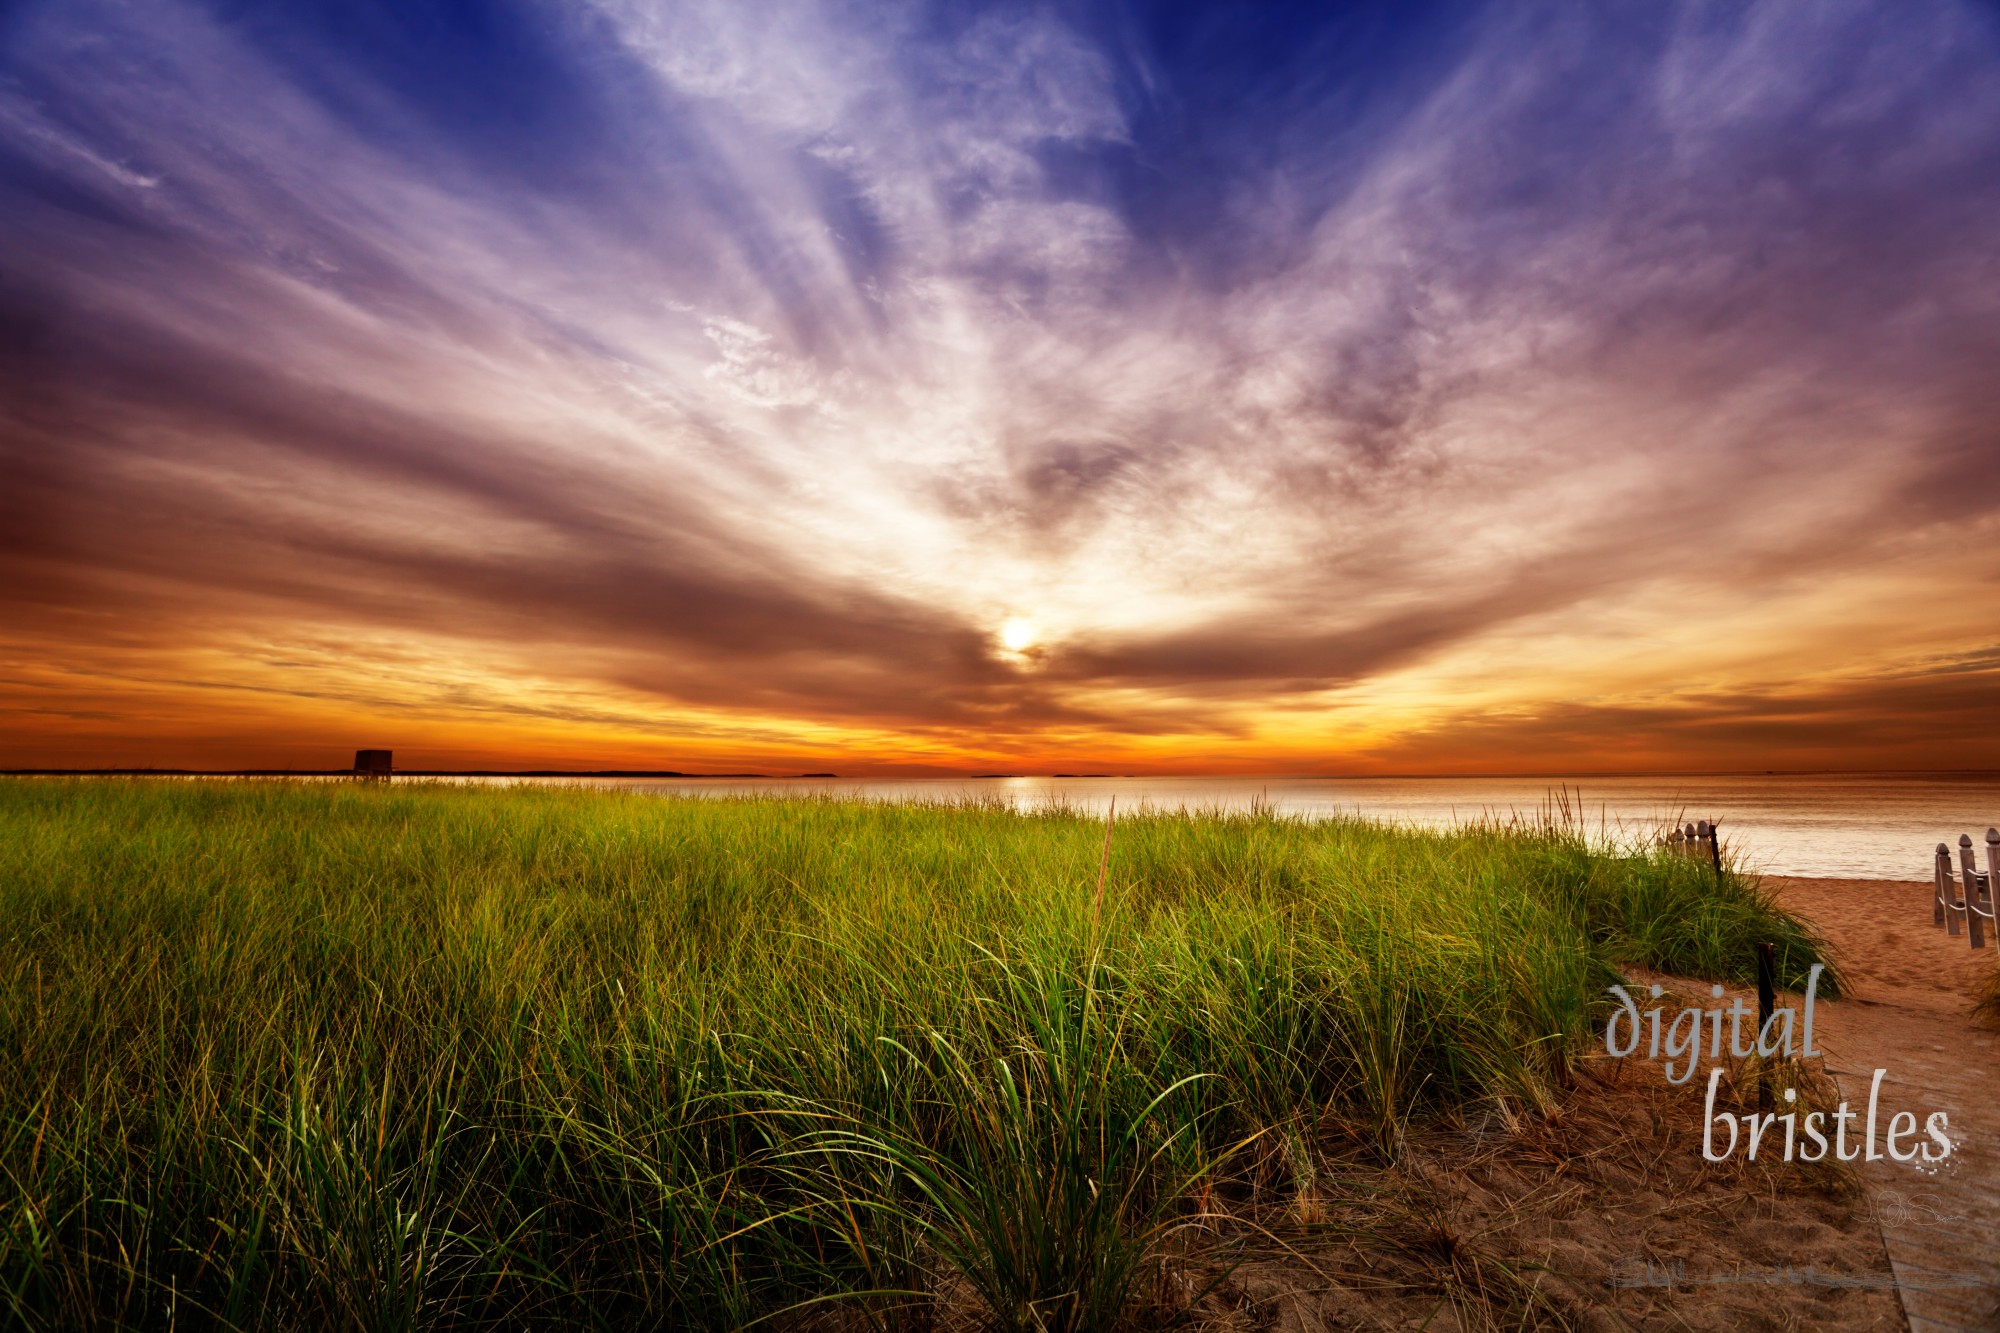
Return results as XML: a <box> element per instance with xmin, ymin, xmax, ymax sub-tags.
<box><xmin>1766</xmin><ymin>876</ymin><xmax>2000</xmax><ymax>1333</ymax></box>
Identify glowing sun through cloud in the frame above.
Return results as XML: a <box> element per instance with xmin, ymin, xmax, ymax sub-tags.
<box><xmin>999</xmin><ymin>619</ymin><xmax>1041</xmax><ymax>656</ymax></box>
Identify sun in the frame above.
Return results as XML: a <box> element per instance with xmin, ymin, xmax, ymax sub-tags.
<box><xmin>998</xmin><ymin>617</ymin><xmax>1039</xmax><ymax>653</ymax></box>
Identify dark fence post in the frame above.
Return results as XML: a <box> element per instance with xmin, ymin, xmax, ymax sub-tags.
<box><xmin>1936</xmin><ymin>843</ymin><xmax>1953</xmax><ymax>927</ymax></box>
<box><xmin>1961</xmin><ymin>835</ymin><xmax>1987</xmax><ymax>949</ymax></box>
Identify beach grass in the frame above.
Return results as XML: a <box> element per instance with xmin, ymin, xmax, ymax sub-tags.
<box><xmin>1976</xmin><ymin>964</ymin><xmax>2000</xmax><ymax>1026</ymax></box>
<box><xmin>0</xmin><ymin>777</ymin><xmax>1836</xmax><ymax>1331</ymax></box>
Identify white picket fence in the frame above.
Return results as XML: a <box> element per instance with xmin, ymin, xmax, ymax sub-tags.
<box><xmin>1932</xmin><ymin>828</ymin><xmax>1999</xmax><ymax>949</ymax></box>
<box><xmin>1666</xmin><ymin>819</ymin><xmax>1721</xmax><ymax>867</ymax></box>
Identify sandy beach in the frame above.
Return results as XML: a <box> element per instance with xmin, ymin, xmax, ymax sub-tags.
<box><xmin>1764</xmin><ymin>878</ymin><xmax>1998</xmax><ymax>1012</ymax></box>
<box><xmin>1149</xmin><ymin>875</ymin><xmax>2000</xmax><ymax>1332</ymax></box>
<box><xmin>1764</xmin><ymin>877</ymin><xmax>2000</xmax><ymax>1333</ymax></box>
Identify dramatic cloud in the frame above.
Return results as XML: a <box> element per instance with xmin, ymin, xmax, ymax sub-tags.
<box><xmin>2</xmin><ymin>0</ymin><xmax>1997</xmax><ymax>772</ymax></box>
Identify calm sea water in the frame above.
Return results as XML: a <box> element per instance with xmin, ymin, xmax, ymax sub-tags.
<box><xmin>458</xmin><ymin>772</ymin><xmax>2000</xmax><ymax>880</ymax></box>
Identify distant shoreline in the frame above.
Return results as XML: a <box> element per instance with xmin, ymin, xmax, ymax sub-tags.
<box><xmin>0</xmin><ymin>769</ymin><xmax>784</xmax><ymax>778</ymax></box>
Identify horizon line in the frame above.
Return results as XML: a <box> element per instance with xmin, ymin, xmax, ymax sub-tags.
<box><xmin>6</xmin><ymin>767</ymin><xmax>1999</xmax><ymax>781</ymax></box>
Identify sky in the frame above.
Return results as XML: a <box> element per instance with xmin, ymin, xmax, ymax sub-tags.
<box><xmin>2</xmin><ymin>0</ymin><xmax>1998</xmax><ymax>775</ymax></box>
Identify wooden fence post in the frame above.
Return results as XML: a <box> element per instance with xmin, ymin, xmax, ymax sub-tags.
<box><xmin>1936</xmin><ymin>843</ymin><xmax>1956</xmax><ymax>933</ymax></box>
<box><xmin>1961</xmin><ymin>855</ymin><xmax>1986</xmax><ymax>950</ymax></box>
<box><xmin>1963</xmin><ymin>834</ymin><xmax>1991</xmax><ymax>949</ymax></box>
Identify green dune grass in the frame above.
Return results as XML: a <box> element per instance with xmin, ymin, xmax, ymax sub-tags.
<box><xmin>0</xmin><ymin>778</ymin><xmax>1836</xmax><ymax>1331</ymax></box>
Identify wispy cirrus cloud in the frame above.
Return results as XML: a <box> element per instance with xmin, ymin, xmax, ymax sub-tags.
<box><xmin>2</xmin><ymin>0</ymin><xmax>1997</xmax><ymax>770</ymax></box>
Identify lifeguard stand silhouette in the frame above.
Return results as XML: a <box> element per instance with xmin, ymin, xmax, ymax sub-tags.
<box><xmin>353</xmin><ymin>749</ymin><xmax>393</xmax><ymax>780</ymax></box>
